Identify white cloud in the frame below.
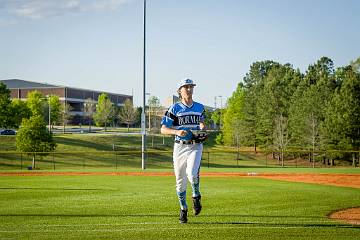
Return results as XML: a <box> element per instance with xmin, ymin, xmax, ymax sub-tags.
<box><xmin>0</xmin><ymin>18</ymin><xmax>18</xmax><ymax>27</ymax></box>
<box><xmin>91</xmin><ymin>0</ymin><xmax>130</xmax><ymax>11</ymax></box>
<box><xmin>0</xmin><ymin>0</ymin><xmax>132</xmax><ymax>20</ymax></box>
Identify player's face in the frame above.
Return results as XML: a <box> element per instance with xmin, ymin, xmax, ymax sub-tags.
<box><xmin>179</xmin><ymin>84</ymin><xmax>194</xmax><ymax>99</ymax></box>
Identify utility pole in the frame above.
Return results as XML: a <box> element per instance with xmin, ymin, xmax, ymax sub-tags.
<box><xmin>141</xmin><ymin>0</ymin><xmax>147</xmax><ymax>170</ymax></box>
<box><xmin>146</xmin><ymin>93</ymin><xmax>151</xmax><ymax>131</ymax></box>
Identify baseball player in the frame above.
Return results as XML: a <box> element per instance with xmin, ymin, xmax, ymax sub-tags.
<box><xmin>161</xmin><ymin>78</ymin><xmax>207</xmax><ymax>224</ymax></box>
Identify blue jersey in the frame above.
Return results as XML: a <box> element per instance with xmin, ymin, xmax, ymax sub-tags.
<box><xmin>161</xmin><ymin>101</ymin><xmax>206</xmax><ymax>141</ymax></box>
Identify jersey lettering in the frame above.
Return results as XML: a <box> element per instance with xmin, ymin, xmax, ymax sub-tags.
<box><xmin>178</xmin><ymin>115</ymin><xmax>200</xmax><ymax>125</ymax></box>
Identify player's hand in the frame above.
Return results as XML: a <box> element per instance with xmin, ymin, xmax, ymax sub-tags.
<box><xmin>175</xmin><ymin>130</ymin><xmax>188</xmax><ymax>137</ymax></box>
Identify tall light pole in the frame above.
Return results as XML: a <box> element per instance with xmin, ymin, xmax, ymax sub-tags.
<box><xmin>141</xmin><ymin>0</ymin><xmax>147</xmax><ymax>170</ymax></box>
<box><xmin>146</xmin><ymin>93</ymin><xmax>151</xmax><ymax>131</ymax></box>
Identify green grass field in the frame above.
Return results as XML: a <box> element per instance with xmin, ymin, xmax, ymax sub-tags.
<box><xmin>0</xmin><ymin>175</ymin><xmax>359</xmax><ymax>239</ymax></box>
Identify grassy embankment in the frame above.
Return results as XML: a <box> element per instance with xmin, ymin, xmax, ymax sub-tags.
<box><xmin>0</xmin><ymin>131</ymin><xmax>359</xmax><ymax>172</ymax></box>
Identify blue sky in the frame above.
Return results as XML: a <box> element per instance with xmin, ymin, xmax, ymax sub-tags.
<box><xmin>1</xmin><ymin>0</ymin><xmax>359</xmax><ymax>107</ymax></box>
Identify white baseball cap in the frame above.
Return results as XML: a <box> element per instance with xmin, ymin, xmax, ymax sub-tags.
<box><xmin>178</xmin><ymin>78</ymin><xmax>196</xmax><ymax>89</ymax></box>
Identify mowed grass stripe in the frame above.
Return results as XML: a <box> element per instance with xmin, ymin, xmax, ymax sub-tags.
<box><xmin>0</xmin><ymin>175</ymin><xmax>359</xmax><ymax>240</ymax></box>
<box><xmin>1</xmin><ymin>225</ymin><xmax>357</xmax><ymax>233</ymax></box>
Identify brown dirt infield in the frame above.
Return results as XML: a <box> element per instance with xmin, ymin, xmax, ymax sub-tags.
<box><xmin>328</xmin><ymin>207</ymin><xmax>360</xmax><ymax>225</ymax></box>
<box><xmin>1</xmin><ymin>171</ymin><xmax>359</xmax><ymax>224</ymax></box>
<box><xmin>255</xmin><ymin>173</ymin><xmax>360</xmax><ymax>189</ymax></box>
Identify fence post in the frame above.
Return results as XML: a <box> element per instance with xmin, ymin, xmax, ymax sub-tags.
<box><xmin>20</xmin><ymin>153</ymin><xmax>23</xmax><ymax>170</ymax></box>
<box><xmin>53</xmin><ymin>152</ymin><xmax>55</xmax><ymax>171</ymax></box>
<box><xmin>207</xmin><ymin>152</ymin><xmax>210</xmax><ymax>168</ymax></box>
<box><xmin>312</xmin><ymin>151</ymin><xmax>315</xmax><ymax>168</ymax></box>
<box><xmin>115</xmin><ymin>152</ymin><xmax>118</xmax><ymax>170</ymax></box>
<box><xmin>265</xmin><ymin>151</ymin><xmax>268</xmax><ymax>167</ymax></box>
<box><xmin>352</xmin><ymin>153</ymin><xmax>356</xmax><ymax>167</ymax></box>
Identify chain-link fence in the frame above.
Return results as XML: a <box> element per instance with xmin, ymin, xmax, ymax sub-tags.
<box><xmin>0</xmin><ymin>149</ymin><xmax>358</xmax><ymax>171</ymax></box>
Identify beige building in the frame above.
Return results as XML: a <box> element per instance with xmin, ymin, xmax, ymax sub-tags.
<box><xmin>1</xmin><ymin>79</ymin><xmax>132</xmax><ymax>124</ymax></box>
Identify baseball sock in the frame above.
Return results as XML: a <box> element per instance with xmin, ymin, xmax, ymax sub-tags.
<box><xmin>177</xmin><ymin>191</ymin><xmax>188</xmax><ymax>210</ymax></box>
<box><xmin>191</xmin><ymin>179</ymin><xmax>201</xmax><ymax>197</ymax></box>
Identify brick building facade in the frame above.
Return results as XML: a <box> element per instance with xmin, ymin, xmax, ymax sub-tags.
<box><xmin>1</xmin><ymin>79</ymin><xmax>133</xmax><ymax>124</ymax></box>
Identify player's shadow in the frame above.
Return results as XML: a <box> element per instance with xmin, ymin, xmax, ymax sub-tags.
<box><xmin>1</xmin><ymin>213</ymin><xmax>359</xmax><ymax>229</ymax></box>
<box><xmin>2</xmin><ymin>213</ymin><xmax>358</xmax><ymax>229</ymax></box>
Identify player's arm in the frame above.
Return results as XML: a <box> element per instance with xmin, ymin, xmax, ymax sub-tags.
<box><xmin>199</xmin><ymin>107</ymin><xmax>206</xmax><ymax>130</ymax></box>
<box><xmin>160</xmin><ymin>107</ymin><xmax>187</xmax><ymax>137</ymax></box>
<box><xmin>199</xmin><ymin>121</ymin><xmax>206</xmax><ymax>130</ymax></box>
<box><xmin>161</xmin><ymin>125</ymin><xmax>187</xmax><ymax>137</ymax></box>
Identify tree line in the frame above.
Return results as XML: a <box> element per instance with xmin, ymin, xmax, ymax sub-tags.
<box><xmin>219</xmin><ymin>57</ymin><xmax>360</xmax><ymax>166</ymax></box>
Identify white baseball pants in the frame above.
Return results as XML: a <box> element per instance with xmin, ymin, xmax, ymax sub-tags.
<box><xmin>173</xmin><ymin>142</ymin><xmax>203</xmax><ymax>210</ymax></box>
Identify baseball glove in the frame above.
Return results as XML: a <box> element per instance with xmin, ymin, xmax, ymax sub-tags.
<box><xmin>190</xmin><ymin>129</ymin><xmax>208</xmax><ymax>143</ymax></box>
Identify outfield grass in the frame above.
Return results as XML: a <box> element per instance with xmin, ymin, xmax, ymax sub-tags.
<box><xmin>0</xmin><ymin>175</ymin><xmax>359</xmax><ymax>239</ymax></box>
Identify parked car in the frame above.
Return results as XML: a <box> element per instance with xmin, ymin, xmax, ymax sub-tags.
<box><xmin>0</xmin><ymin>129</ymin><xmax>16</xmax><ymax>135</ymax></box>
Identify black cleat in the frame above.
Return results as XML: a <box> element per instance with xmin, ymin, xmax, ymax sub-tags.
<box><xmin>192</xmin><ymin>195</ymin><xmax>202</xmax><ymax>216</ymax></box>
<box><xmin>179</xmin><ymin>209</ymin><xmax>188</xmax><ymax>223</ymax></box>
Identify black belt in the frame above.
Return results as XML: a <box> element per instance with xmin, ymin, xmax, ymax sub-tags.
<box><xmin>175</xmin><ymin>140</ymin><xmax>201</xmax><ymax>144</ymax></box>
